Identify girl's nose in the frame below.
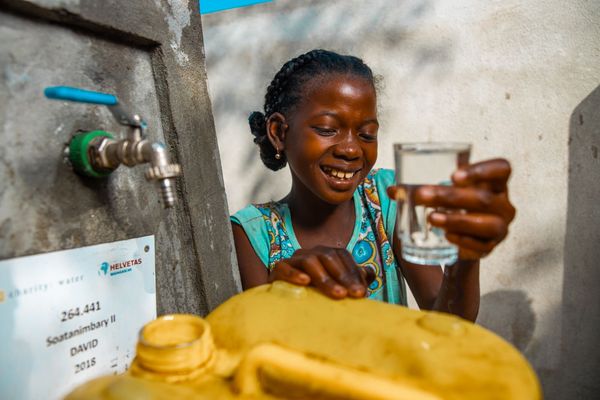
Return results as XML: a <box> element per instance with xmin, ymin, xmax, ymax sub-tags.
<box><xmin>332</xmin><ymin>131</ymin><xmax>361</xmax><ymax>160</ymax></box>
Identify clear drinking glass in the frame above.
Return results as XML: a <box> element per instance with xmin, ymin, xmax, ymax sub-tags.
<box><xmin>394</xmin><ymin>142</ymin><xmax>471</xmax><ymax>266</ymax></box>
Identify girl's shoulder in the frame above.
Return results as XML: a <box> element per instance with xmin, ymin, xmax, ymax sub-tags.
<box><xmin>231</xmin><ymin>202</ymin><xmax>276</xmax><ymax>268</ymax></box>
<box><xmin>230</xmin><ymin>201</ymin><xmax>290</xmax><ymax>269</ymax></box>
<box><xmin>231</xmin><ymin>201</ymin><xmax>286</xmax><ymax>224</ymax></box>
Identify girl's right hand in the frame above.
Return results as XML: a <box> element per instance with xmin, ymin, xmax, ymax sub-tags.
<box><xmin>268</xmin><ymin>246</ymin><xmax>372</xmax><ymax>299</ymax></box>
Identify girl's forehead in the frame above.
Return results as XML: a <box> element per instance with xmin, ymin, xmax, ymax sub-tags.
<box><xmin>299</xmin><ymin>75</ymin><xmax>376</xmax><ymax>103</ymax></box>
<box><xmin>302</xmin><ymin>73</ymin><xmax>374</xmax><ymax>96</ymax></box>
<box><xmin>298</xmin><ymin>74</ymin><xmax>377</xmax><ymax>109</ymax></box>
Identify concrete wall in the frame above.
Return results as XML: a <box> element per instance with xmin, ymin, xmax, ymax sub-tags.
<box><xmin>201</xmin><ymin>0</ymin><xmax>600</xmax><ymax>398</ymax></box>
<box><xmin>0</xmin><ymin>0</ymin><xmax>240</xmax><ymax>315</ymax></box>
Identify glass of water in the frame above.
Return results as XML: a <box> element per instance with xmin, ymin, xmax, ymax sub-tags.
<box><xmin>394</xmin><ymin>142</ymin><xmax>471</xmax><ymax>266</ymax></box>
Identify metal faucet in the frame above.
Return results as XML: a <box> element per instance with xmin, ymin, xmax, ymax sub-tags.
<box><xmin>45</xmin><ymin>86</ymin><xmax>181</xmax><ymax>208</ymax></box>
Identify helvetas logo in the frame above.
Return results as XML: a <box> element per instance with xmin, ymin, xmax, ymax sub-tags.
<box><xmin>99</xmin><ymin>262</ymin><xmax>109</xmax><ymax>276</ymax></box>
<box><xmin>98</xmin><ymin>258</ymin><xmax>142</xmax><ymax>277</ymax></box>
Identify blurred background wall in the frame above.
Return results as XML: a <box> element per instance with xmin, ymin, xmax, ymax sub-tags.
<box><xmin>201</xmin><ymin>1</ymin><xmax>600</xmax><ymax>398</ymax></box>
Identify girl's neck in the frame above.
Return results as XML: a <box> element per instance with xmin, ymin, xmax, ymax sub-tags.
<box><xmin>283</xmin><ymin>180</ymin><xmax>355</xmax><ymax>230</ymax></box>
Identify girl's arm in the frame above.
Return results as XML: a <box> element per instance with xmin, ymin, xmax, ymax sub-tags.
<box><xmin>231</xmin><ymin>222</ymin><xmax>269</xmax><ymax>289</ymax></box>
<box><xmin>393</xmin><ymin>231</ymin><xmax>480</xmax><ymax>321</ymax></box>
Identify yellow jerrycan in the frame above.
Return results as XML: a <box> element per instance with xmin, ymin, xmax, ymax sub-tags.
<box><xmin>66</xmin><ymin>282</ymin><xmax>541</xmax><ymax>399</ymax></box>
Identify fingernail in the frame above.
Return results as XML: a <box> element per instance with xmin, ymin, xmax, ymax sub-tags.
<box><xmin>333</xmin><ymin>285</ymin><xmax>346</xmax><ymax>295</ymax></box>
<box><xmin>453</xmin><ymin>169</ymin><xmax>468</xmax><ymax>182</ymax></box>
<box><xmin>429</xmin><ymin>212</ymin><xmax>447</xmax><ymax>225</ymax></box>
<box><xmin>393</xmin><ymin>187</ymin><xmax>406</xmax><ymax>201</ymax></box>
<box><xmin>350</xmin><ymin>285</ymin><xmax>365</xmax><ymax>297</ymax></box>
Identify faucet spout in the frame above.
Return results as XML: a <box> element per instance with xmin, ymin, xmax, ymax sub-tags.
<box><xmin>142</xmin><ymin>142</ymin><xmax>181</xmax><ymax>208</ymax></box>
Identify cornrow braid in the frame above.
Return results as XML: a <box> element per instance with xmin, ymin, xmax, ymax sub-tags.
<box><xmin>263</xmin><ymin>49</ymin><xmax>328</xmax><ymax>117</ymax></box>
<box><xmin>249</xmin><ymin>49</ymin><xmax>375</xmax><ymax>171</ymax></box>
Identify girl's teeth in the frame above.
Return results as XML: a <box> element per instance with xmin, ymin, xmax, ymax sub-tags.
<box><xmin>323</xmin><ymin>167</ymin><xmax>355</xmax><ymax>180</ymax></box>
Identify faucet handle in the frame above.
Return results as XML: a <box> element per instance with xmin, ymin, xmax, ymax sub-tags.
<box><xmin>44</xmin><ymin>86</ymin><xmax>118</xmax><ymax>105</ymax></box>
<box><xmin>45</xmin><ymin>86</ymin><xmax>146</xmax><ymax>129</ymax></box>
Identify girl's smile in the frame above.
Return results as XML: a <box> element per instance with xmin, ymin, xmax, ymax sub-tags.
<box><xmin>278</xmin><ymin>74</ymin><xmax>379</xmax><ymax>205</ymax></box>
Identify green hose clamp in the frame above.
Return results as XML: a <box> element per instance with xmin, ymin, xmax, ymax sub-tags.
<box><xmin>69</xmin><ymin>130</ymin><xmax>114</xmax><ymax>178</ymax></box>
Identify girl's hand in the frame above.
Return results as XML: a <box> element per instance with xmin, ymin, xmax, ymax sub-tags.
<box><xmin>389</xmin><ymin>158</ymin><xmax>516</xmax><ymax>261</ymax></box>
<box><xmin>268</xmin><ymin>246</ymin><xmax>373</xmax><ymax>299</ymax></box>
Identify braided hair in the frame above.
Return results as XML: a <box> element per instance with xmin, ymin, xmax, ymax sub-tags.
<box><xmin>249</xmin><ymin>49</ymin><xmax>376</xmax><ymax>170</ymax></box>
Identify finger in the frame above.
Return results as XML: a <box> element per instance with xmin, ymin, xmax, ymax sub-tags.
<box><xmin>415</xmin><ymin>185</ymin><xmax>515</xmax><ymax>221</ymax></box>
<box><xmin>317</xmin><ymin>251</ymin><xmax>364</xmax><ymax>297</ymax></box>
<box><xmin>294</xmin><ymin>255</ymin><xmax>348</xmax><ymax>299</ymax></box>
<box><xmin>328</xmin><ymin>249</ymin><xmax>367</xmax><ymax>297</ymax></box>
<box><xmin>452</xmin><ymin>159</ymin><xmax>512</xmax><ymax>192</ymax></box>
<box><xmin>415</xmin><ymin>186</ymin><xmax>498</xmax><ymax>212</ymax></box>
<box><xmin>429</xmin><ymin>212</ymin><xmax>508</xmax><ymax>241</ymax></box>
<box><xmin>269</xmin><ymin>261</ymin><xmax>310</xmax><ymax>285</ymax></box>
<box><xmin>359</xmin><ymin>265</ymin><xmax>376</xmax><ymax>286</ymax></box>
<box><xmin>446</xmin><ymin>233</ymin><xmax>497</xmax><ymax>255</ymax></box>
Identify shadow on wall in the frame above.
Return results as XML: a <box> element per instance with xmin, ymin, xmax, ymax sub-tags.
<box><xmin>478</xmin><ymin>246</ymin><xmax>563</xmax><ymax>398</ymax></box>
<box><xmin>557</xmin><ymin>84</ymin><xmax>600</xmax><ymax>399</ymax></box>
<box><xmin>477</xmin><ymin>290</ymin><xmax>536</xmax><ymax>352</ymax></box>
<box><xmin>201</xmin><ymin>0</ymin><xmax>447</xmax><ymax>211</ymax></box>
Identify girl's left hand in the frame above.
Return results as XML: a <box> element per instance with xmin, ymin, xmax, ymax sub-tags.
<box><xmin>388</xmin><ymin>158</ymin><xmax>516</xmax><ymax>260</ymax></box>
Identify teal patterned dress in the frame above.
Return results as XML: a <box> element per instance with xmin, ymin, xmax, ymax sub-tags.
<box><xmin>231</xmin><ymin>168</ymin><xmax>407</xmax><ymax>305</ymax></box>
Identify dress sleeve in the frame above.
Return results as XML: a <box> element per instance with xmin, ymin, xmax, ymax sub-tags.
<box><xmin>373</xmin><ymin>168</ymin><xmax>397</xmax><ymax>241</ymax></box>
<box><xmin>230</xmin><ymin>206</ymin><xmax>270</xmax><ymax>268</ymax></box>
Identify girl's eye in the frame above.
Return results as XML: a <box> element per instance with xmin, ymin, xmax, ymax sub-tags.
<box><xmin>313</xmin><ymin>127</ymin><xmax>337</xmax><ymax>136</ymax></box>
<box><xmin>359</xmin><ymin>132</ymin><xmax>378</xmax><ymax>141</ymax></box>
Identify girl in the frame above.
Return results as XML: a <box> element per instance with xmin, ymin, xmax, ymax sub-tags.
<box><xmin>231</xmin><ymin>49</ymin><xmax>515</xmax><ymax>321</ymax></box>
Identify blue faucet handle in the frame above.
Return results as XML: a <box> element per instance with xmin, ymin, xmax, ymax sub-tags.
<box><xmin>44</xmin><ymin>86</ymin><xmax>118</xmax><ymax>106</ymax></box>
<box><xmin>44</xmin><ymin>86</ymin><xmax>143</xmax><ymax>128</ymax></box>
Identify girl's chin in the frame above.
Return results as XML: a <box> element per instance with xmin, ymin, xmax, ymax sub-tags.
<box><xmin>316</xmin><ymin>187</ymin><xmax>356</xmax><ymax>205</ymax></box>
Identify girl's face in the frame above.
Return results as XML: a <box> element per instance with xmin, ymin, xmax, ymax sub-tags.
<box><xmin>283</xmin><ymin>74</ymin><xmax>379</xmax><ymax>205</ymax></box>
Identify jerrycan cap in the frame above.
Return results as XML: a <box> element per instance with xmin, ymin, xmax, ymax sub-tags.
<box><xmin>135</xmin><ymin>314</ymin><xmax>215</xmax><ymax>375</ymax></box>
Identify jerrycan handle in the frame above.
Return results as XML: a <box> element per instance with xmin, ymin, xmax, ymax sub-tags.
<box><xmin>234</xmin><ymin>343</ymin><xmax>441</xmax><ymax>400</ymax></box>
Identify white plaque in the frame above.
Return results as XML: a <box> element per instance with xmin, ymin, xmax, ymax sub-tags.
<box><xmin>0</xmin><ymin>236</ymin><xmax>156</xmax><ymax>400</ymax></box>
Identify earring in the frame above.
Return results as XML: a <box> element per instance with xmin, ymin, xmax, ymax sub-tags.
<box><xmin>275</xmin><ymin>150</ymin><xmax>282</xmax><ymax>160</ymax></box>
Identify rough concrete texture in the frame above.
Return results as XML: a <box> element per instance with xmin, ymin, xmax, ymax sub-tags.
<box><xmin>0</xmin><ymin>0</ymin><xmax>241</xmax><ymax>315</ymax></box>
<box><xmin>201</xmin><ymin>0</ymin><xmax>600</xmax><ymax>397</ymax></box>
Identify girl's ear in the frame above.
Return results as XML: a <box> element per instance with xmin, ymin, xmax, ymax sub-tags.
<box><xmin>266</xmin><ymin>112</ymin><xmax>288</xmax><ymax>153</ymax></box>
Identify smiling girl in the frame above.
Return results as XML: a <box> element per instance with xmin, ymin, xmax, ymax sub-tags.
<box><xmin>230</xmin><ymin>49</ymin><xmax>515</xmax><ymax>321</ymax></box>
